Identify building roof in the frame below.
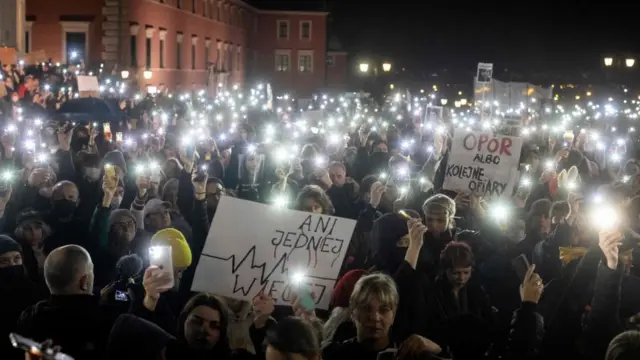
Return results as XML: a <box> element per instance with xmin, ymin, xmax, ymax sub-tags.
<box><xmin>246</xmin><ymin>0</ymin><xmax>328</xmax><ymax>12</ymax></box>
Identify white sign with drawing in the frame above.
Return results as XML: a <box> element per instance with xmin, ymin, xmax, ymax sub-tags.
<box><xmin>443</xmin><ymin>131</ymin><xmax>522</xmax><ymax>197</ymax></box>
<box><xmin>191</xmin><ymin>196</ymin><xmax>356</xmax><ymax>310</ymax></box>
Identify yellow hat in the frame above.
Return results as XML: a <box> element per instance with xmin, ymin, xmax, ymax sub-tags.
<box><xmin>150</xmin><ymin>228</ymin><xmax>192</xmax><ymax>268</ymax></box>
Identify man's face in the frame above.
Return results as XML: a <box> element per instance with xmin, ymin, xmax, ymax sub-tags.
<box><xmin>111</xmin><ymin>218</ymin><xmax>136</xmax><ymax>242</ymax></box>
<box><xmin>146</xmin><ymin>209</ymin><xmax>171</xmax><ymax>230</ymax></box>
<box><xmin>425</xmin><ymin>211</ymin><xmax>448</xmax><ymax>235</ymax></box>
<box><xmin>206</xmin><ymin>182</ymin><xmax>225</xmax><ymax>211</ymax></box>
<box><xmin>0</xmin><ymin>251</ymin><xmax>22</xmax><ymax>268</ymax></box>
<box><xmin>329</xmin><ymin>165</ymin><xmax>346</xmax><ymax>187</ymax></box>
<box><xmin>184</xmin><ymin>305</ymin><xmax>222</xmax><ymax>351</ymax></box>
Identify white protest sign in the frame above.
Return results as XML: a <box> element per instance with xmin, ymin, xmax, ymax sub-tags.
<box><xmin>443</xmin><ymin>131</ymin><xmax>522</xmax><ymax>197</ymax></box>
<box><xmin>76</xmin><ymin>75</ymin><xmax>99</xmax><ymax>92</ymax></box>
<box><xmin>192</xmin><ymin>196</ymin><xmax>356</xmax><ymax>310</ymax></box>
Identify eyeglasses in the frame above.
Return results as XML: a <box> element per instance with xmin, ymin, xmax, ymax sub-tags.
<box><xmin>113</xmin><ymin>220</ymin><xmax>136</xmax><ymax>229</ymax></box>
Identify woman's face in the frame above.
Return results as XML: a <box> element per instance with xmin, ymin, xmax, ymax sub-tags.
<box><xmin>301</xmin><ymin>198</ymin><xmax>323</xmax><ymax>214</ymax></box>
<box><xmin>184</xmin><ymin>305</ymin><xmax>222</xmax><ymax>351</ymax></box>
<box><xmin>445</xmin><ymin>267</ymin><xmax>472</xmax><ymax>289</ymax></box>
<box><xmin>352</xmin><ymin>297</ymin><xmax>395</xmax><ymax>342</ymax></box>
<box><xmin>425</xmin><ymin>210</ymin><xmax>448</xmax><ymax>236</ymax></box>
<box><xmin>245</xmin><ymin>155</ymin><xmax>260</xmax><ymax>173</ymax></box>
<box><xmin>21</xmin><ymin>222</ymin><xmax>44</xmax><ymax>246</ymax></box>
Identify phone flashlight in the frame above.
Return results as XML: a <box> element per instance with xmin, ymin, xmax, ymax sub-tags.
<box><xmin>1</xmin><ymin>170</ymin><xmax>13</xmax><ymax>181</ymax></box>
<box><xmin>398</xmin><ymin>210</ymin><xmax>410</xmax><ymax>219</ymax></box>
<box><xmin>399</xmin><ymin>186</ymin><xmax>409</xmax><ymax>196</ymax></box>
<box><xmin>135</xmin><ymin>164</ymin><xmax>146</xmax><ymax>175</ymax></box>
<box><xmin>291</xmin><ymin>271</ymin><xmax>306</xmax><ymax>285</ymax></box>
<box><xmin>544</xmin><ymin>160</ymin><xmax>555</xmax><ymax>170</ymax></box>
<box><xmin>592</xmin><ymin>206</ymin><xmax>619</xmax><ymax>231</ymax></box>
<box><xmin>273</xmin><ymin>195</ymin><xmax>288</xmax><ymax>208</ymax></box>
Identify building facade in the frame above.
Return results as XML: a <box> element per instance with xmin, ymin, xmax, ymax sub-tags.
<box><xmin>20</xmin><ymin>0</ymin><xmax>347</xmax><ymax>97</ymax></box>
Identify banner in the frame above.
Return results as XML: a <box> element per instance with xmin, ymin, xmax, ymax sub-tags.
<box><xmin>476</xmin><ymin>63</ymin><xmax>493</xmax><ymax>83</ymax></box>
<box><xmin>474</xmin><ymin>78</ymin><xmax>552</xmax><ymax>114</ymax></box>
<box><xmin>192</xmin><ymin>197</ymin><xmax>356</xmax><ymax>310</ymax></box>
<box><xmin>443</xmin><ymin>131</ymin><xmax>522</xmax><ymax>197</ymax></box>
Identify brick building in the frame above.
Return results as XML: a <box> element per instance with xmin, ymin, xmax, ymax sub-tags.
<box><xmin>21</xmin><ymin>0</ymin><xmax>347</xmax><ymax>97</ymax></box>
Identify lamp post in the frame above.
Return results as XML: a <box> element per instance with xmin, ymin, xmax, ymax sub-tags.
<box><xmin>626</xmin><ymin>58</ymin><xmax>635</xmax><ymax>67</ymax></box>
<box><xmin>121</xmin><ymin>70</ymin><xmax>130</xmax><ymax>79</ymax></box>
<box><xmin>143</xmin><ymin>69</ymin><xmax>153</xmax><ymax>80</ymax></box>
<box><xmin>382</xmin><ymin>63</ymin><xmax>391</xmax><ymax>72</ymax></box>
<box><xmin>440</xmin><ymin>98</ymin><xmax>448</xmax><ymax>106</ymax></box>
<box><xmin>359</xmin><ymin>63</ymin><xmax>369</xmax><ymax>73</ymax></box>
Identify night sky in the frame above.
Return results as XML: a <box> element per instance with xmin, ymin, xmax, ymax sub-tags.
<box><xmin>250</xmin><ymin>0</ymin><xmax>640</xmax><ymax>74</ymax></box>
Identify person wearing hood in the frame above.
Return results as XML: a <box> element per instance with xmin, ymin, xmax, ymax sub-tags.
<box><xmin>13</xmin><ymin>209</ymin><xmax>51</xmax><ymax>283</ymax></box>
<box><xmin>89</xmin><ymin>175</ymin><xmax>151</xmax><ymax>287</ymax></box>
<box><xmin>106</xmin><ymin>314</ymin><xmax>175</xmax><ymax>360</ymax></box>
<box><xmin>43</xmin><ymin>180</ymin><xmax>91</xmax><ymax>253</ymax></box>
<box><xmin>514</xmin><ymin>199</ymin><xmax>552</xmax><ymax>263</ymax></box>
<box><xmin>0</xmin><ymin>235</ymin><xmax>48</xmax><ymax>359</ymax></box>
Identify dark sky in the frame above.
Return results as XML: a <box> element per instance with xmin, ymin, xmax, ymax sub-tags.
<box><xmin>251</xmin><ymin>0</ymin><xmax>640</xmax><ymax>73</ymax></box>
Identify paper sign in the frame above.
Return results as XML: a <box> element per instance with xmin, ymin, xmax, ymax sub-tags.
<box><xmin>77</xmin><ymin>76</ymin><xmax>100</xmax><ymax>92</ymax></box>
<box><xmin>192</xmin><ymin>196</ymin><xmax>356</xmax><ymax>310</ymax></box>
<box><xmin>443</xmin><ymin>131</ymin><xmax>523</xmax><ymax>197</ymax></box>
<box><xmin>0</xmin><ymin>48</ymin><xmax>17</xmax><ymax>65</ymax></box>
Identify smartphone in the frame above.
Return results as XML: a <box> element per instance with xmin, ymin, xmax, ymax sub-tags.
<box><xmin>103</xmin><ymin>122</ymin><xmax>112</xmax><ymax>143</ymax></box>
<box><xmin>9</xmin><ymin>333</ymin><xmax>74</xmax><ymax>360</ymax></box>
<box><xmin>376</xmin><ymin>348</ymin><xmax>397</xmax><ymax>360</ymax></box>
<box><xmin>398</xmin><ymin>210</ymin><xmax>410</xmax><ymax>220</ymax></box>
<box><xmin>294</xmin><ymin>284</ymin><xmax>315</xmax><ymax>312</ymax></box>
<box><xmin>149</xmin><ymin>245</ymin><xmax>174</xmax><ymax>290</ymax></box>
<box><xmin>104</xmin><ymin>164</ymin><xmax>116</xmax><ymax>179</ymax></box>
<box><xmin>511</xmin><ymin>254</ymin><xmax>530</xmax><ymax>282</ymax></box>
<box><xmin>115</xmin><ymin>132</ymin><xmax>123</xmax><ymax>143</ymax></box>
<box><xmin>114</xmin><ymin>290</ymin><xmax>129</xmax><ymax>302</ymax></box>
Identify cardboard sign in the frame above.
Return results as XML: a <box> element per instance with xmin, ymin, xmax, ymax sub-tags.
<box><xmin>0</xmin><ymin>48</ymin><xmax>17</xmax><ymax>65</ymax></box>
<box><xmin>76</xmin><ymin>76</ymin><xmax>100</xmax><ymax>98</ymax></box>
<box><xmin>443</xmin><ymin>131</ymin><xmax>522</xmax><ymax>197</ymax></box>
<box><xmin>192</xmin><ymin>196</ymin><xmax>356</xmax><ymax>309</ymax></box>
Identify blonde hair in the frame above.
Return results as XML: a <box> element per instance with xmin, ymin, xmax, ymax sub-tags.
<box><xmin>349</xmin><ymin>273</ymin><xmax>398</xmax><ymax>311</ymax></box>
<box><xmin>422</xmin><ymin>193</ymin><xmax>456</xmax><ymax>228</ymax></box>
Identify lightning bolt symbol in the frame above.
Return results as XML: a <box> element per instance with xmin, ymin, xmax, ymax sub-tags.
<box><xmin>202</xmin><ymin>245</ymin><xmax>289</xmax><ymax>284</ymax></box>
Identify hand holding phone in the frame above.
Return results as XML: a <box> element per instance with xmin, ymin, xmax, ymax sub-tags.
<box><xmin>9</xmin><ymin>333</ymin><xmax>74</xmax><ymax>360</ymax></box>
<box><xmin>148</xmin><ymin>246</ymin><xmax>174</xmax><ymax>290</ymax></box>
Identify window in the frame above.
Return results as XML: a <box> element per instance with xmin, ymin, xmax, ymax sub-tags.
<box><xmin>217</xmin><ymin>2</ymin><xmax>221</xmax><ymax>21</ymax></box>
<box><xmin>277</xmin><ymin>20</ymin><xmax>289</xmax><ymax>40</ymax></box>
<box><xmin>275</xmin><ymin>50</ymin><xmax>290</xmax><ymax>72</ymax></box>
<box><xmin>177</xmin><ymin>0</ymin><xmax>182</xmax><ymax>9</ymax></box>
<box><xmin>236</xmin><ymin>48</ymin><xmax>241</xmax><ymax>71</ymax></box>
<box><xmin>192</xmin><ymin>0</ymin><xmax>196</xmax><ymax>13</ymax></box>
<box><xmin>227</xmin><ymin>43</ymin><xmax>233</xmax><ymax>71</ymax></box>
<box><xmin>24</xmin><ymin>22</ymin><xmax>33</xmax><ymax>53</ymax></box>
<box><xmin>159</xmin><ymin>39</ymin><xmax>165</xmax><ymax>68</ymax></box>
<box><xmin>300</xmin><ymin>21</ymin><xmax>311</xmax><ymax>40</ymax></box>
<box><xmin>205</xmin><ymin>40</ymin><xmax>210</xmax><ymax>68</ymax></box>
<box><xmin>176</xmin><ymin>33</ymin><xmax>183</xmax><ymax>69</ymax></box>
<box><xmin>216</xmin><ymin>40</ymin><xmax>221</xmax><ymax>69</ymax></box>
<box><xmin>145</xmin><ymin>37</ymin><xmax>151</xmax><ymax>67</ymax></box>
<box><xmin>326</xmin><ymin>54</ymin><xmax>334</xmax><ymax>66</ymax></box>
<box><xmin>130</xmin><ymin>34</ymin><xmax>137</xmax><ymax>67</ymax></box>
<box><xmin>298</xmin><ymin>51</ymin><xmax>313</xmax><ymax>73</ymax></box>
<box><xmin>203</xmin><ymin>0</ymin><xmax>207</xmax><ymax>17</ymax></box>
<box><xmin>191</xmin><ymin>37</ymin><xmax>197</xmax><ymax>69</ymax></box>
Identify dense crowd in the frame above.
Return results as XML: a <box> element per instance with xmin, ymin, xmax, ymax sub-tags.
<box><xmin>1</xmin><ymin>62</ymin><xmax>640</xmax><ymax>360</ymax></box>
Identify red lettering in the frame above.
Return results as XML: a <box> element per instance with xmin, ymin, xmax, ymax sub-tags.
<box><xmin>478</xmin><ymin>134</ymin><xmax>489</xmax><ymax>151</ymax></box>
<box><xmin>463</xmin><ymin>133</ymin><xmax>476</xmax><ymax>151</ymax></box>
<box><xmin>487</xmin><ymin>138</ymin><xmax>499</xmax><ymax>153</ymax></box>
<box><xmin>500</xmin><ymin>138</ymin><xmax>512</xmax><ymax>156</ymax></box>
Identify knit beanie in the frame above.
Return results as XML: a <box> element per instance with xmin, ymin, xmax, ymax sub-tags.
<box><xmin>0</xmin><ymin>235</ymin><xmax>22</xmax><ymax>256</ymax></box>
<box><xmin>150</xmin><ymin>228</ymin><xmax>192</xmax><ymax>268</ymax></box>
<box><xmin>331</xmin><ymin>269</ymin><xmax>367</xmax><ymax>308</ymax></box>
<box><xmin>104</xmin><ymin>150</ymin><xmax>128</xmax><ymax>174</ymax></box>
<box><xmin>108</xmin><ymin>209</ymin><xmax>137</xmax><ymax>229</ymax></box>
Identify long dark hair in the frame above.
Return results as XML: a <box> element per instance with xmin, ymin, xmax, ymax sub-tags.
<box><xmin>177</xmin><ymin>293</ymin><xmax>231</xmax><ymax>356</ymax></box>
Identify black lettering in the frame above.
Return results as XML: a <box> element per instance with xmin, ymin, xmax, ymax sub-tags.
<box><xmin>267</xmin><ymin>280</ymin><xmax>284</xmax><ymax>300</ymax></box>
<box><xmin>315</xmin><ymin>217</ymin><xmax>329</xmax><ymax>233</ymax></box>
<box><xmin>271</xmin><ymin>230</ymin><xmax>285</xmax><ymax>257</ymax></box>
<box><xmin>320</xmin><ymin>236</ymin><xmax>332</xmax><ymax>253</ymax></box>
<box><xmin>327</xmin><ymin>218</ymin><xmax>337</xmax><ymax>236</ymax></box>
<box><xmin>283</xmin><ymin>231</ymin><xmax>296</xmax><ymax>248</ymax></box>
<box><xmin>298</xmin><ymin>215</ymin><xmax>313</xmax><ymax>232</ymax></box>
<box><xmin>232</xmin><ymin>274</ymin><xmax>256</xmax><ymax>296</ymax></box>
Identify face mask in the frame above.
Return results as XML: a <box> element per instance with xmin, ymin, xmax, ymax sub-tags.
<box><xmin>0</xmin><ymin>265</ymin><xmax>25</xmax><ymax>282</ymax></box>
<box><xmin>52</xmin><ymin>199</ymin><xmax>77</xmax><ymax>217</ymax></box>
<box><xmin>83</xmin><ymin>167</ymin><xmax>101</xmax><ymax>182</ymax></box>
<box><xmin>111</xmin><ymin>196</ymin><xmax>123</xmax><ymax>210</ymax></box>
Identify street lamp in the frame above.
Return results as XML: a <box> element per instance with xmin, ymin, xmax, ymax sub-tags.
<box><xmin>121</xmin><ymin>70</ymin><xmax>130</xmax><ymax>79</ymax></box>
<box><xmin>626</xmin><ymin>58</ymin><xmax>635</xmax><ymax>67</ymax></box>
<box><xmin>440</xmin><ymin>98</ymin><xmax>448</xmax><ymax>106</ymax></box>
<box><xmin>359</xmin><ymin>63</ymin><xmax>369</xmax><ymax>73</ymax></box>
<box><xmin>143</xmin><ymin>69</ymin><xmax>153</xmax><ymax>80</ymax></box>
<box><xmin>382</xmin><ymin>63</ymin><xmax>391</xmax><ymax>72</ymax></box>
<box><xmin>604</xmin><ymin>57</ymin><xmax>614</xmax><ymax>67</ymax></box>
